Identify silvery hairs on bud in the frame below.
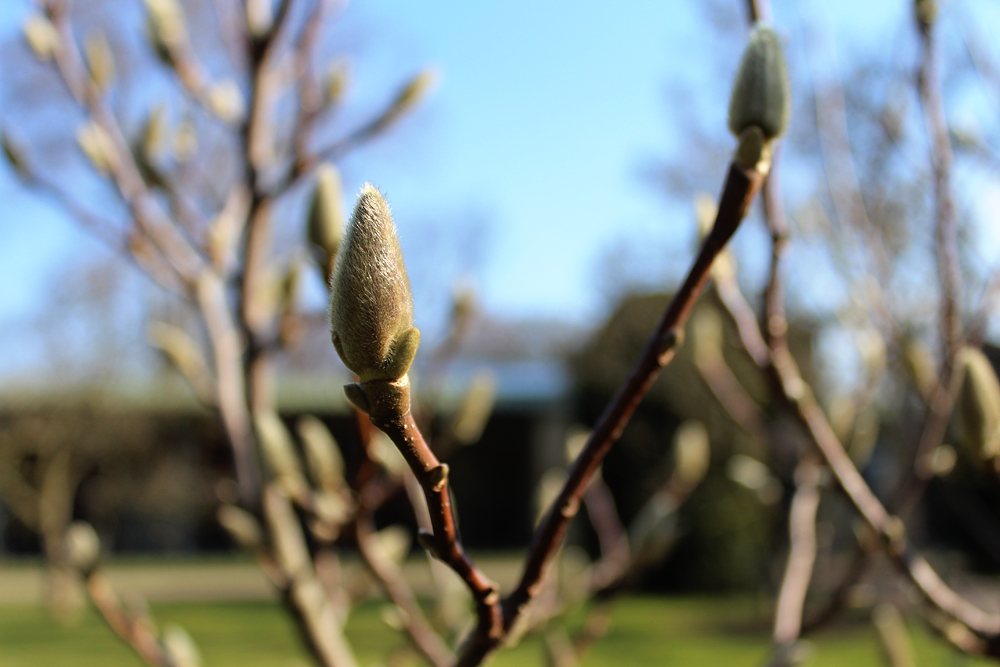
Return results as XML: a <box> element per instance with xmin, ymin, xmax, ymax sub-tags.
<box><xmin>330</xmin><ymin>184</ymin><xmax>420</xmax><ymax>384</ymax></box>
<box><xmin>728</xmin><ymin>24</ymin><xmax>791</xmax><ymax>142</ymax></box>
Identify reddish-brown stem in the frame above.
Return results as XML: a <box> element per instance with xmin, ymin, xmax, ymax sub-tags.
<box><xmin>463</xmin><ymin>160</ymin><xmax>766</xmax><ymax>667</ymax></box>
<box><xmin>85</xmin><ymin>572</ymin><xmax>171</xmax><ymax>667</ymax></box>
<box><xmin>354</xmin><ymin>510</ymin><xmax>455</xmax><ymax>667</ymax></box>
<box><xmin>358</xmin><ymin>378</ymin><xmax>504</xmax><ymax>652</ymax></box>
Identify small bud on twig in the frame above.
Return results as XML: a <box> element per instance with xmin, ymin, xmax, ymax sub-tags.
<box><xmin>297</xmin><ymin>416</ymin><xmax>345</xmax><ymax>495</ymax></box>
<box><xmin>76</xmin><ymin>122</ymin><xmax>119</xmax><ymax>175</ymax></box>
<box><xmin>308</xmin><ymin>163</ymin><xmax>345</xmax><ymax>277</ymax></box>
<box><xmin>144</xmin><ymin>0</ymin><xmax>187</xmax><ymax>58</ymax></box>
<box><xmin>957</xmin><ymin>346</ymin><xmax>1000</xmax><ymax>460</ymax></box>
<box><xmin>65</xmin><ymin>521</ymin><xmax>101</xmax><ymax>575</ymax></box>
<box><xmin>728</xmin><ymin>25</ymin><xmax>791</xmax><ymax>143</ymax></box>
<box><xmin>85</xmin><ymin>32</ymin><xmax>116</xmax><ymax>93</ymax></box>
<box><xmin>1</xmin><ymin>131</ymin><xmax>30</xmax><ymax>179</ymax></box>
<box><xmin>670</xmin><ymin>420</ymin><xmax>710</xmax><ymax>493</ymax></box>
<box><xmin>330</xmin><ymin>184</ymin><xmax>420</xmax><ymax>384</ymax></box>
<box><xmin>217</xmin><ymin>504</ymin><xmax>263</xmax><ymax>550</ymax></box>
<box><xmin>207</xmin><ymin>80</ymin><xmax>246</xmax><ymax>124</ymax></box>
<box><xmin>23</xmin><ymin>15</ymin><xmax>60</xmax><ymax>62</ymax></box>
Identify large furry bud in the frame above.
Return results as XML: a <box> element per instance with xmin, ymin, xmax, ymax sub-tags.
<box><xmin>330</xmin><ymin>184</ymin><xmax>420</xmax><ymax>384</ymax></box>
<box><xmin>728</xmin><ymin>25</ymin><xmax>791</xmax><ymax>143</ymax></box>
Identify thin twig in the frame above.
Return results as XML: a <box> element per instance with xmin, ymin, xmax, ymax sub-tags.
<box><xmin>772</xmin><ymin>460</ymin><xmax>822</xmax><ymax>648</ymax></box>
<box><xmin>359</xmin><ymin>378</ymin><xmax>504</xmax><ymax>653</ymax></box>
<box><xmin>84</xmin><ymin>572</ymin><xmax>171</xmax><ymax>667</ymax></box>
<box><xmin>355</xmin><ymin>510</ymin><xmax>455</xmax><ymax>667</ymax></box>
<box><xmin>457</xmin><ymin>159</ymin><xmax>768</xmax><ymax>667</ymax></box>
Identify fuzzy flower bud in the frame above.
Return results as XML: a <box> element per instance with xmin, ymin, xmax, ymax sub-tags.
<box><xmin>23</xmin><ymin>15</ymin><xmax>60</xmax><ymax>62</ymax></box>
<box><xmin>65</xmin><ymin>521</ymin><xmax>100</xmax><ymax>574</ymax></box>
<box><xmin>308</xmin><ymin>163</ymin><xmax>345</xmax><ymax>277</ymax></box>
<box><xmin>728</xmin><ymin>25</ymin><xmax>791</xmax><ymax>144</ymax></box>
<box><xmin>957</xmin><ymin>346</ymin><xmax>1000</xmax><ymax>460</ymax></box>
<box><xmin>330</xmin><ymin>184</ymin><xmax>420</xmax><ymax>384</ymax></box>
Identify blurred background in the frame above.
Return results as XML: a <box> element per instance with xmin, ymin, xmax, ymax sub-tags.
<box><xmin>2</xmin><ymin>0</ymin><xmax>1000</xmax><ymax>665</ymax></box>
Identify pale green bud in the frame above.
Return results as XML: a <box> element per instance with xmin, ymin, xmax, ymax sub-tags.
<box><xmin>246</xmin><ymin>0</ymin><xmax>274</xmax><ymax>38</ymax></box>
<box><xmin>173</xmin><ymin>116</ymin><xmax>198</xmax><ymax>162</ymax></box>
<box><xmin>64</xmin><ymin>521</ymin><xmax>100</xmax><ymax>574</ymax></box>
<box><xmin>141</xmin><ymin>105</ymin><xmax>169</xmax><ymax>163</ymax></box>
<box><xmin>957</xmin><ymin>346</ymin><xmax>1000</xmax><ymax>460</ymax></box>
<box><xmin>451</xmin><ymin>371</ymin><xmax>497</xmax><ymax>445</ymax></box>
<box><xmin>330</xmin><ymin>184</ymin><xmax>420</xmax><ymax>383</ymax></box>
<box><xmin>628</xmin><ymin>494</ymin><xmax>679</xmax><ymax>572</ymax></box>
<box><xmin>85</xmin><ymin>32</ymin><xmax>115</xmax><ymax>93</ymax></box>
<box><xmin>1</xmin><ymin>131</ymin><xmax>30</xmax><ymax>179</ymax></box>
<box><xmin>671</xmin><ymin>420</ymin><xmax>710</xmax><ymax>492</ymax></box>
<box><xmin>23</xmin><ymin>15</ymin><xmax>60</xmax><ymax>62</ymax></box>
<box><xmin>296</xmin><ymin>416</ymin><xmax>345</xmax><ymax>494</ymax></box>
<box><xmin>373</xmin><ymin>525</ymin><xmax>411</xmax><ymax>565</ymax></box>
<box><xmin>323</xmin><ymin>61</ymin><xmax>349</xmax><ymax>108</ymax></box>
<box><xmin>144</xmin><ymin>0</ymin><xmax>187</xmax><ymax>55</ymax></box>
<box><xmin>207</xmin><ymin>80</ymin><xmax>245</xmax><ymax>124</ymax></box>
<box><xmin>728</xmin><ymin>24</ymin><xmax>791</xmax><ymax>142</ymax></box>
<box><xmin>217</xmin><ymin>504</ymin><xmax>262</xmax><ymax>550</ymax></box>
<box><xmin>76</xmin><ymin>122</ymin><xmax>118</xmax><ymax>174</ymax></box>
<box><xmin>162</xmin><ymin>624</ymin><xmax>202</xmax><ymax>667</ymax></box>
<box><xmin>255</xmin><ymin>411</ymin><xmax>309</xmax><ymax>501</ymax></box>
<box><xmin>307</xmin><ymin>163</ymin><xmax>345</xmax><ymax>276</ymax></box>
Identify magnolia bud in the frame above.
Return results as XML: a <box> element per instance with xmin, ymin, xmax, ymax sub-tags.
<box><xmin>323</xmin><ymin>61</ymin><xmax>349</xmax><ymax>108</ymax></box>
<box><xmin>23</xmin><ymin>15</ymin><xmax>60</xmax><ymax>62</ymax></box>
<box><xmin>77</xmin><ymin>122</ymin><xmax>119</xmax><ymax>175</ymax></box>
<box><xmin>174</xmin><ymin>116</ymin><xmax>198</xmax><ymax>163</ymax></box>
<box><xmin>1</xmin><ymin>131</ymin><xmax>30</xmax><ymax>179</ymax></box>
<box><xmin>255</xmin><ymin>411</ymin><xmax>309</xmax><ymax>501</ymax></box>
<box><xmin>85</xmin><ymin>32</ymin><xmax>115</xmax><ymax>93</ymax></box>
<box><xmin>728</xmin><ymin>25</ymin><xmax>791</xmax><ymax>143</ymax></box>
<box><xmin>246</xmin><ymin>0</ymin><xmax>274</xmax><ymax>38</ymax></box>
<box><xmin>207</xmin><ymin>81</ymin><xmax>245</xmax><ymax>124</ymax></box>
<box><xmin>296</xmin><ymin>416</ymin><xmax>345</xmax><ymax>494</ymax></box>
<box><xmin>451</xmin><ymin>371</ymin><xmax>497</xmax><ymax>445</ymax></box>
<box><xmin>217</xmin><ymin>504</ymin><xmax>262</xmax><ymax>550</ymax></box>
<box><xmin>307</xmin><ymin>163</ymin><xmax>345</xmax><ymax>277</ymax></box>
<box><xmin>144</xmin><ymin>0</ymin><xmax>187</xmax><ymax>56</ymax></box>
<box><xmin>957</xmin><ymin>347</ymin><xmax>1000</xmax><ymax>460</ymax></box>
<box><xmin>628</xmin><ymin>494</ymin><xmax>679</xmax><ymax>572</ymax></box>
<box><xmin>373</xmin><ymin>525</ymin><xmax>411</xmax><ymax>566</ymax></box>
<box><xmin>330</xmin><ymin>184</ymin><xmax>420</xmax><ymax>384</ymax></box>
<box><xmin>65</xmin><ymin>522</ymin><xmax>101</xmax><ymax>574</ymax></box>
<box><xmin>162</xmin><ymin>624</ymin><xmax>202</xmax><ymax>667</ymax></box>
<box><xmin>671</xmin><ymin>420</ymin><xmax>710</xmax><ymax>492</ymax></box>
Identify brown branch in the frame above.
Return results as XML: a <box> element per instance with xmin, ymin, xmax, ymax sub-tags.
<box><xmin>459</xmin><ymin>158</ymin><xmax>767</xmax><ymax>667</ymax></box>
<box><xmin>264</xmin><ymin>485</ymin><xmax>359</xmax><ymax>667</ymax></box>
<box><xmin>357</xmin><ymin>377</ymin><xmax>504</xmax><ymax>654</ymax></box>
<box><xmin>771</xmin><ymin>460</ymin><xmax>822</xmax><ymax>649</ymax></box>
<box><xmin>354</xmin><ymin>510</ymin><xmax>455</xmax><ymax>667</ymax></box>
<box><xmin>770</xmin><ymin>335</ymin><xmax>1000</xmax><ymax>645</ymax></box>
<box><xmin>745</xmin><ymin>0</ymin><xmax>771</xmax><ymax>24</ymax></box>
<box><xmin>84</xmin><ymin>572</ymin><xmax>171</xmax><ymax>667</ymax></box>
<box><xmin>906</xmin><ymin>6</ymin><xmax>964</xmax><ymax>487</ymax></box>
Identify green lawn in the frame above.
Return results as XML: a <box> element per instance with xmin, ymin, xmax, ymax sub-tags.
<box><xmin>0</xmin><ymin>596</ymin><xmax>991</xmax><ymax>666</ymax></box>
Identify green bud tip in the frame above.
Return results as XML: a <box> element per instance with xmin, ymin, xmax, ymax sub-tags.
<box><xmin>728</xmin><ymin>24</ymin><xmax>791</xmax><ymax>143</ymax></box>
<box><xmin>330</xmin><ymin>184</ymin><xmax>420</xmax><ymax>383</ymax></box>
<box><xmin>308</xmin><ymin>163</ymin><xmax>345</xmax><ymax>273</ymax></box>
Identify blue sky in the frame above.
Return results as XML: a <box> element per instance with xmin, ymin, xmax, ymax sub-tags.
<box><xmin>2</xmin><ymin>1</ymin><xmax>1000</xmax><ymax>380</ymax></box>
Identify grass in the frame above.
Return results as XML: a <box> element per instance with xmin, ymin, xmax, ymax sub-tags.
<box><xmin>0</xmin><ymin>595</ymin><xmax>994</xmax><ymax>666</ymax></box>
